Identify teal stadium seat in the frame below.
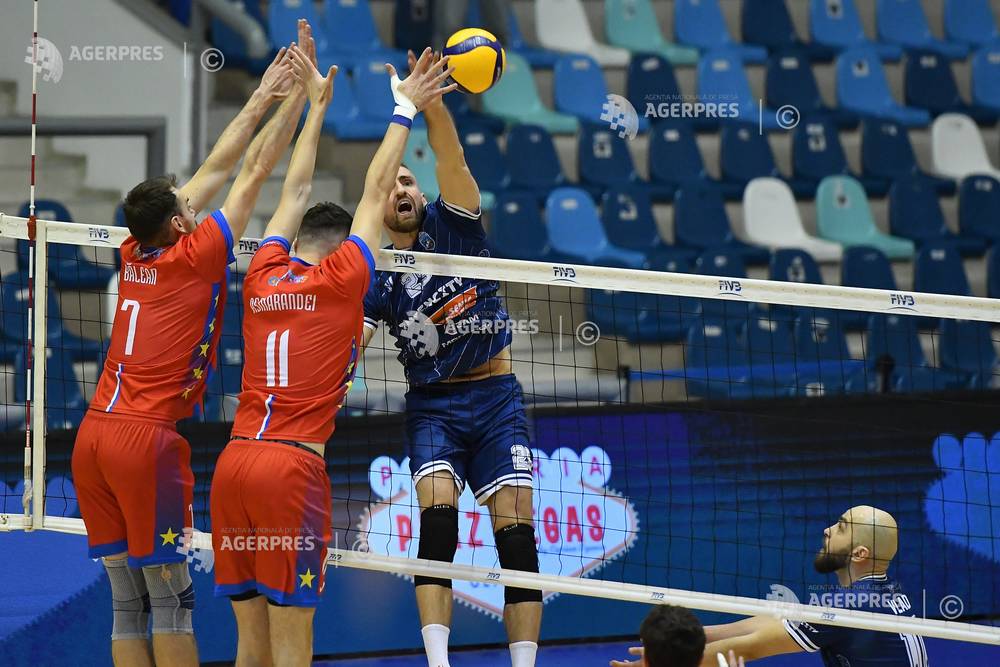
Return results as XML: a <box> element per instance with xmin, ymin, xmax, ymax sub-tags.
<box><xmin>403</xmin><ymin>129</ymin><xmax>439</xmax><ymax>203</ymax></box>
<box><xmin>482</xmin><ymin>52</ymin><xmax>579</xmax><ymax>134</ymax></box>
<box><xmin>604</xmin><ymin>0</ymin><xmax>699</xmax><ymax>65</ymax></box>
<box><xmin>816</xmin><ymin>175</ymin><xmax>915</xmax><ymax>259</ymax></box>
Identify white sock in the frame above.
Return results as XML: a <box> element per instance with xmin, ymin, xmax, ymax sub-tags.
<box><xmin>510</xmin><ymin>640</ymin><xmax>538</xmax><ymax>667</ymax></box>
<box><xmin>421</xmin><ymin>624</ymin><xmax>450</xmax><ymax>667</ymax></box>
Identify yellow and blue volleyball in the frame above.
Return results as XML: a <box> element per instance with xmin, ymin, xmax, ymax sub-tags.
<box><xmin>443</xmin><ymin>28</ymin><xmax>506</xmax><ymax>94</ymax></box>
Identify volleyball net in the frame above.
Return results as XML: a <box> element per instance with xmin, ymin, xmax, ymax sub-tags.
<box><xmin>2</xmin><ymin>212</ymin><xmax>1000</xmax><ymax>646</ymax></box>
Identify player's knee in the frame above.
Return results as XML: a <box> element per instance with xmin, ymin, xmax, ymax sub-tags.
<box><xmin>142</xmin><ymin>562</ymin><xmax>195</xmax><ymax>635</ymax></box>
<box><xmin>415</xmin><ymin>504</ymin><xmax>459</xmax><ymax>589</ymax></box>
<box><xmin>495</xmin><ymin>523</ymin><xmax>542</xmax><ymax>605</ymax></box>
<box><xmin>104</xmin><ymin>557</ymin><xmax>151</xmax><ymax>640</ymax></box>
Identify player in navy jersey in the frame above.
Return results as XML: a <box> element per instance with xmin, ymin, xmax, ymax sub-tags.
<box><xmin>361</xmin><ymin>50</ymin><xmax>541</xmax><ymax>667</ymax></box>
<box><xmin>696</xmin><ymin>506</ymin><xmax>928</xmax><ymax>666</ymax></box>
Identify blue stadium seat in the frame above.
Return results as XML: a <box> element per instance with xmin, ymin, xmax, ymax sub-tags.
<box><xmin>647</xmin><ymin>120</ymin><xmax>714</xmax><ymax>199</ymax></box>
<box><xmin>506</xmin><ymin>4</ymin><xmax>562</xmax><ymax>68</ymax></box>
<box><xmin>914</xmin><ymin>242</ymin><xmax>971</xmax><ymax>297</ymax></box>
<box><xmin>742</xmin><ymin>0</ymin><xmax>835</xmax><ymax>60</ymax></box>
<box><xmin>627</xmin><ymin>54</ymin><xmax>716</xmax><ymax>132</ymax></box>
<box><xmin>675</xmin><ymin>0</ymin><xmax>768</xmax><ymax>63</ymax></box>
<box><xmin>792</xmin><ymin>118</ymin><xmax>887</xmax><ymax>196</ymax></box>
<box><xmin>17</xmin><ymin>201</ymin><xmax>116</xmax><ymax>290</ymax></box>
<box><xmin>268</xmin><ymin>0</ymin><xmax>331</xmax><ymax>66</ymax></box>
<box><xmin>905</xmin><ymin>50</ymin><xmax>998</xmax><ymax>125</ymax></box>
<box><xmin>393</xmin><ymin>0</ymin><xmax>433</xmax><ymax>54</ymax></box>
<box><xmin>354</xmin><ymin>59</ymin><xmax>426</xmax><ymax>130</ymax></box>
<box><xmin>601</xmin><ymin>186</ymin><xmax>697</xmax><ymax>270</ymax></box>
<box><xmin>860</xmin><ymin>119</ymin><xmax>956</xmax><ymax>195</ymax></box>
<box><xmin>321</xmin><ymin>74</ymin><xmax>386</xmax><ymax>140</ymax></box>
<box><xmin>719</xmin><ymin>123</ymin><xmax>788</xmax><ymax>200</ymax></box>
<box><xmin>442</xmin><ymin>88</ymin><xmax>506</xmax><ymax>136</ymax></box>
<box><xmin>459</xmin><ymin>128</ymin><xmax>509</xmax><ymax>210</ymax></box>
<box><xmin>675</xmin><ymin>184</ymin><xmax>770</xmax><ymax>264</ymax></box>
<box><xmin>698</xmin><ymin>51</ymin><xmax>782</xmax><ymax>129</ymax></box>
<box><xmin>490</xmin><ymin>192</ymin><xmax>553</xmax><ymax>262</ymax></box>
<box><xmin>545</xmin><ymin>188</ymin><xmax>646</xmax><ymax>268</ymax></box>
<box><xmin>768</xmin><ymin>248</ymin><xmax>824</xmax><ymax>324</ymax></box>
<box><xmin>577</xmin><ymin>123</ymin><xmax>653</xmax><ymax>200</ymax></box>
<box><xmin>876</xmin><ymin>0</ymin><xmax>968</xmax><ymax>59</ymax></box>
<box><xmin>958</xmin><ymin>174</ymin><xmax>1000</xmax><ymax>246</ymax></box>
<box><xmin>792</xmin><ymin>310</ymin><xmax>854</xmax><ymax>396</ymax></box>
<box><xmin>766</xmin><ymin>51</ymin><xmax>858</xmax><ymax>129</ymax></box>
<box><xmin>809</xmin><ymin>0</ymin><xmax>903</xmax><ymax>60</ymax></box>
<box><xmin>203</xmin><ymin>275</ymin><xmax>244</xmax><ymax>422</ymax></box>
<box><xmin>971</xmin><ymin>46</ymin><xmax>1000</xmax><ymax>116</ymax></box>
<box><xmin>859</xmin><ymin>314</ymin><xmax>956</xmax><ymax>392</ymax></box>
<box><xmin>694</xmin><ymin>248</ymin><xmax>753</xmax><ymax>330</ymax></box>
<box><xmin>554</xmin><ymin>55</ymin><xmax>649</xmax><ymax>131</ymax></box>
<box><xmin>323</xmin><ymin>0</ymin><xmax>407</xmax><ymax>72</ymax></box>
<box><xmin>684</xmin><ymin>319</ymin><xmax>753</xmax><ymax>400</ymax></box>
<box><xmin>743</xmin><ymin>313</ymin><xmax>798</xmax><ymax>397</ymax></box>
<box><xmin>588</xmin><ymin>286</ymin><xmax>697</xmax><ymax>343</ymax></box>
<box><xmin>836</xmin><ymin>47</ymin><xmax>930</xmax><ymax>127</ymax></box>
<box><xmin>505</xmin><ymin>124</ymin><xmax>567</xmax><ymax>203</ymax></box>
<box><xmin>211</xmin><ymin>0</ymin><xmax>271</xmax><ymax>73</ymax></box>
<box><xmin>14</xmin><ymin>347</ymin><xmax>86</xmax><ymax>430</ymax></box>
<box><xmin>841</xmin><ymin>245</ymin><xmax>898</xmax><ymax>329</ymax></box>
<box><xmin>939</xmin><ymin>319</ymin><xmax>999</xmax><ymax>389</ymax></box>
<box><xmin>988</xmin><ymin>246</ymin><xmax>1000</xmax><ymax>299</ymax></box>
<box><xmin>889</xmin><ymin>177</ymin><xmax>986</xmax><ymax>256</ymax></box>
<box><xmin>943</xmin><ymin>0</ymin><xmax>1000</xmax><ymax>48</ymax></box>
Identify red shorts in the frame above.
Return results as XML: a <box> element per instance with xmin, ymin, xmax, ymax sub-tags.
<box><xmin>71</xmin><ymin>411</ymin><xmax>194</xmax><ymax>567</ymax></box>
<box><xmin>210</xmin><ymin>439</ymin><xmax>331</xmax><ymax>607</ymax></box>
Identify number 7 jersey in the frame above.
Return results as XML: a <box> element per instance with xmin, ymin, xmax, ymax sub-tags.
<box><xmin>231</xmin><ymin>235</ymin><xmax>374</xmax><ymax>444</ymax></box>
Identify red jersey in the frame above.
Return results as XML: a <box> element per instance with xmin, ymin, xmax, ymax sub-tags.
<box><xmin>91</xmin><ymin>211</ymin><xmax>235</xmax><ymax>422</ymax></box>
<box><xmin>231</xmin><ymin>234</ymin><xmax>373</xmax><ymax>443</ymax></box>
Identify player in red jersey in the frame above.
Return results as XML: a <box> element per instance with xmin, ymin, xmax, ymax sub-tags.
<box><xmin>71</xmin><ymin>21</ymin><xmax>314</xmax><ymax>667</ymax></box>
<box><xmin>209</xmin><ymin>45</ymin><xmax>455</xmax><ymax>665</ymax></box>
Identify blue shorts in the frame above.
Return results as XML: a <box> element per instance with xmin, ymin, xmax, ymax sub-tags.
<box><xmin>405</xmin><ymin>374</ymin><xmax>533</xmax><ymax>504</ymax></box>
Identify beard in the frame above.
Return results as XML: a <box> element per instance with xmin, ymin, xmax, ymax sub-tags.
<box><xmin>385</xmin><ymin>196</ymin><xmax>424</xmax><ymax>234</ymax></box>
<box><xmin>814</xmin><ymin>547</ymin><xmax>851</xmax><ymax>574</ymax></box>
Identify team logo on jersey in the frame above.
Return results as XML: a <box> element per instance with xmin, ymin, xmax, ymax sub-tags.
<box><xmin>402</xmin><ymin>273</ymin><xmax>430</xmax><ymax>298</ymax></box>
<box><xmin>418</xmin><ymin>231</ymin><xmax>436</xmax><ymax>251</ymax></box>
<box><xmin>268</xmin><ymin>269</ymin><xmax>309</xmax><ymax>287</ymax></box>
<box><xmin>399</xmin><ymin>310</ymin><xmax>439</xmax><ymax>357</ymax></box>
<box><xmin>357</xmin><ymin>445</ymin><xmax>639</xmax><ymax>619</ymax></box>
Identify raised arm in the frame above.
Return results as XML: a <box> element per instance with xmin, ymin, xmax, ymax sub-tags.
<box><xmin>261</xmin><ymin>45</ymin><xmax>337</xmax><ymax>242</ymax></box>
<box><xmin>350</xmin><ymin>48</ymin><xmax>456</xmax><ymax>251</ymax></box>
<box><xmin>410</xmin><ymin>50</ymin><xmax>480</xmax><ymax>212</ymax></box>
<box><xmin>179</xmin><ymin>44</ymin><xmax>294</xmax><ymax>213</ymax></box>
<box><xmin>698</xmin><ymin>616</ymin><xmax>802</xmax><ymax>666</ymax></box>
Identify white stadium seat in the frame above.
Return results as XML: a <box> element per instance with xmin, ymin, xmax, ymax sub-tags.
<box><xmin>743</xmin><ymin>177</ymin><xmax>844</xmax><ymax>262</ymax></box>
<box><xmin>535</xmin><ymin>0</ymin><xmax>631</xmax><ymax>67</ymax></box>
<box><xmin>931</xmin><ymin>112</ymin><xmax>1000</xmax><ymax>180</ymax></box>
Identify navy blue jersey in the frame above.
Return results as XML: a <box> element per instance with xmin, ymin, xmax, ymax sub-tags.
<box><xmin>363</xmin><ymin>197</ymin><xmax>510</xmax><ymax>386</ymax></box>
<box><xmin>783</xmin><ymin>575</ymin><xmax>928</xmax><ymax>666</ymax></box>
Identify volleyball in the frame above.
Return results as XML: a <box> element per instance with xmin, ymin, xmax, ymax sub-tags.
<box><xmin>443</xmin><ymin>28</ymin><xmax>506</xmax><ymax>94</ymax></box>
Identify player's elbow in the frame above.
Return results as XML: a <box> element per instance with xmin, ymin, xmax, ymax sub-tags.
<box><xmin>283</xmin><ymin>182</ymin><xmax>312</xmax><ymax>207</ymax></box>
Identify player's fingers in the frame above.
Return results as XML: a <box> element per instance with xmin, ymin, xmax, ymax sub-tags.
<box><xmin>627</xmin><ymin>646</ymin><xmax>643</xmax><ymax>656</ymax></box>
<box><xmin>414</xmin><ymin>46</ymin><xmax>433</xmax><ymax>73</ymax></box>
<box><xmin>384</xmin><ymin>63</ymin><xmax>398</xmax><ymax>79</ymax></box>
<box><xmin>269</xmin><ymin>46</ymin><xmax>286</xmax><ymax>68</ymax></box>
<box><xmin>407</xmin><ymin>49</ymin><xmax>417</xmax><ymax>72</ymax></box>
<box><xmin>327</xmin><ymin>65</ymin><xmax>338</xmax><ymax>80</ymax></box>
<box><xmin>429</xmin><ymin>64</ymin><xmax>456</xmax><ymax>88</ymax></box>
<box><xmin>436</xmin><ymin>82</ymin><xmax>459</xmax><ymax>96</ymax></box>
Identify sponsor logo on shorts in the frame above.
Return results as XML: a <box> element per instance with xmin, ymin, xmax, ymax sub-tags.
<box><xmin>511</xmin><ymin>445</ymin><xmax>532</xmax><ymax>471</ymax></box>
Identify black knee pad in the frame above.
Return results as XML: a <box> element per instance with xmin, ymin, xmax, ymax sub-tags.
<box><xmin>415</xmin><ymin>504</ymin><xmax>459</xmax><ymax>588</ymax></box>
<box><xmin>495</xmin><ymin>523</ymin><xmax>542</xmax><ymax>605</ymax></box>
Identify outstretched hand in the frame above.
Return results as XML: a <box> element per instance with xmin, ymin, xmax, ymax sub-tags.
<box><xmin>258</xmin><ymin>46</ymin><xmax>295</xmax><ymax>101</ymax></box>
<box><xmin>407</xmin><ymin>48</ymin><xmax>449</xmax><ymax>109</ymax></box>
<box><xmin>288</xmin><ymin>45</ymin><xmax>336</xmax><ymax>108</ymax></box>
<box><xmin>610</xmin><ymin>645</ymin><xmax>643</xmax><ymax>667</ymax></box>
<box><xmin>297</xmin><ymin>18</ymin><xmax>318</xmax><ymax>68</ymax></box>
<box><xmin>391</xmin><ymin>47</ymin><xmax>457</xmax><ymax>113</ymax></box>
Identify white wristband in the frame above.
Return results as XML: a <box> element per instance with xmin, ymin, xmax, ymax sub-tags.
<box><xmin>393</xmin><ymin>103</ymin><xmax>416</xmax><ymax>120</ymax></box>
<box><xmin>389</xmin><ymin>72</ymin><xmax>417</xmax><ymax>120</ymax></box>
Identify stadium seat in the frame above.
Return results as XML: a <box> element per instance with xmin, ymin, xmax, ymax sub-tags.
<box><xmin>766</xmin><ymin>51</ymin><xmax>858</xmax><ymax>129</ymax></box>
<box><xmin>914</xmin><ymin>242</ymin><xmax>971</xmax><ymax>297</ymax></box>
<box><xmin>482</xmin><ymin>52</ymin><xmax>579</xmax><ymax>134</ymax></box>
<box><xmin>322</xmin><ymin>74</ymin><xmax>387</xmax><ymax>140</ymax></box>
<box><xmin>959</xmin><ymin>175</ymin><xmax>1000</xmax><ymax>247</ymax></box>
<box><xmin>816</xmin><ymin>175</ymin><xmax>915</xmax><ymax>259</ymax></box>
<box><xmin>683</xmin><ymin>319</ymin><xmax>753</xmax><ymax>400</ymax></box>
<box><xmin>768</xmin><ymin>248</ymin><xmax>825</xmax><ymax>324</ymax></box>
<box><xmin>588</xmin><ymin>283</ymin><xmax>697</xmax><ymax>344</ymax></box>
<box><xmin>860</xmin><ymin>119</ymin><xmax>956</xmax><ymax>196</ymax></box>
<box><xmin>692</xmin><ymin>247</ymin><xmax>755</xmax><ymax>332</ymax></box>
<box><xmin>545</xmin><ymin>188</ymin><xmax>646</xmax><ymax>268</ymax></box>
<box><xmin>889</xmin><ymin>177</ymin><xmax>986</xmax><ymax>256</ymax></box>
<box><xmin>698</xmin><ymin>51</ymin><xmax>782</xmax><ymax>130</ymax></box>
<box><xmin>835</xmin><ymin>48</ymin><xmax>930</xmax><ymax>127</ymax></box>
<box><xmin>402</xmin><ymin>129</ymin><xmax>440</xmax><ymax>203</ymax></box>
<box><xmin>505</xmin><ymin>4</ymin><xmax>562</xmax><ymax>68</ymax></box>
<box><xmin>743</xmin><ymin>178</ymin><xmax>843</xmax><ymax>261</ymax></box>
<box><xmin>930</xmin><ymin>113</ymin><xmax>1000</xmax><ymax>180</ymax></box>
<box><xmin>988</xmin><ymin>246</ymin><xmax>1000</xmax><ymax>299</ymax></box>
<box><xmin>601</xmin><ymin>186</ymin><xmax>696</xmax><ymax>269</ymax></box>
<box><xmin>840</xmin><ymin>245</ymin><xmax>898</xmax><ymax>329</ymax></box>
<box><xmin>647</xmin><ymin>120</ymin><xmax>714</xmax><ymax>199</ymax></box>
<box><xmin>971</xmin><ymin>46</ymin><xmax>1000</xmax><ymax>115</ymax></box>
<box><xmin>792</xmin><ymin>118</ymin><xmax>887</xmax><ymax>196</ymax></box>
<box><xmin>459</xmin><ymin>129</ymin><xmax>508</xmax><ymax>210</ymax></box>
<box><xmin>14</xmin><ymin>348</ymin><xmax>86</xmax><ymax>430</ymax></box>
<box><xmin>17</xmin><ymin>201</ymin><xmax>116</xmax><ymax>290</ymax></box>
<box><xmin>674</xmin><ymin>183</ymin><xmax>770</xmax><ymax>265</ymax></box>
<box><xmin>674</xmin><ymin>0</ymin><xmax>768</xmax><ymax>63</ymax></box>
<box><xmin>792</xmin><ymin>310</ymin><xmax>854</xmax><ymax>396</ymax></box>
<box><xmin>809</xmin><ymin>0</ymin><xmax>903</xmax><ymax>60</ymax></box>
<box><xmin>742</xmin><ymin>0</ymin><xmax>835</xmax><ymax>61</ymax></box>
<box><xmin>605</xmin><ymin>0</ymin><xmax>699</xmax><ymax>64</ymax></box>
<box><xmin>719</xmin><ymin>123</ymin><xmax>783</xmax><ymax>200</ymax></box>
<box><xmin>876</xmin><ymin>0</ymin><xmax>968</xmax><ymax>59</ymax></box>
<box><xmin>905</xmin><ymin>50</ymin><xmax>997</xmax><ymax>125</ymax></box>
<box><xmin>441</xmin><ymin>92</ymin><xmax>505</xmax><ymax>136</ymax></box>
<box><xmin>393</xmin><ymin>0</ymin><xmax>433</xmax><ymax>55</ymax></box>
<box><xmin>268</xmin><ymin>0</ymin><xmax>331</xmax><ymax>66</ymax></box>
<box><xmin>859</xmin><ymin>314</ymin><xmax>955</xmax><ymax>392</ymax></box>
<box><xmin>627</xmin><ymin>54</ymin><xmax>715</xmax><ymax>132</ymax></box>
<box><xmin>535</xmin><ymin>0</ymin><xmax>630</xmax><ymax>66</ymax></box>
<box><xmin>354</xmin><ymin>59</ymin><xmax>426</xmax><ymax>130</ymax></box>
<box><xmin>577</xmin><ymin>123</ymin><xmax>647</xmax><ymax>200</ymax></box>
<box><xmin>943</xmin><ymin>0</ymin><xmax>1000</xmax><ymax>49</ymax></box>
<box><xmin>939</xmin><ymin>319</ymin><xmax>999</xmax><ymax>389</ymax></box>
<box><xmin>490</xmin><ymin>192</ymin><xmax>554</xmax><ymax>262</ymax></box>
<box><xmin>211</xmin><ymin>0</ymin><xmax>270</xmax><ymax>73</ymax></box>
<box><xmin>554</xmin><ymin>55</ymin><xmax>649</xmax><ymax>131</ymax></box>
<box><xmin>505</xmin><ymin>124</ymin><xmax>568</xmax><ymax>203</ymax></box>
<box><xmin>204</xmin><ymin>279</ymin><xmax>245</xmax><ymax>422</ymax></box>
<box><xmin>744</xmin><ymin>313</ymin><xmax>798</xmax><ymax>397</ymax></box>
<box><xmin>321</xmin><ymin>0</ymin><xmax>406</xmax><ymax>71</ymax></box>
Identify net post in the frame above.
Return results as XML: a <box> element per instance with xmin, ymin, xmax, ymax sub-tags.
<box><xmin>28</xmin><ymin>218</ymin><xmax>48</xmax><ymax>530</ymax></box>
